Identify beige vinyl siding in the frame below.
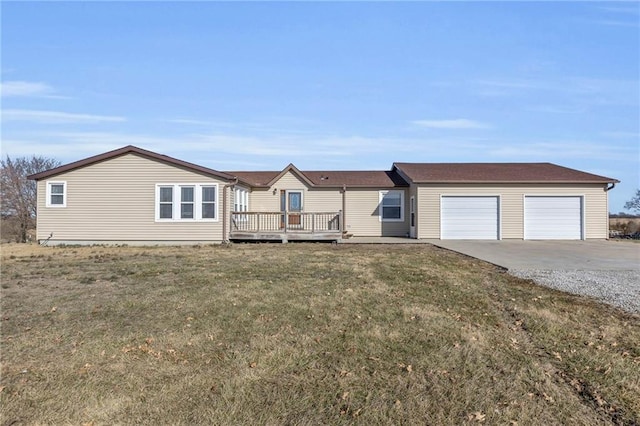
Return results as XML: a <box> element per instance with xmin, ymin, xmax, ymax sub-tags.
<box><xmin>248</xmin><ymin>189</ymin><xmax>279</xmax><ymax>212</ymax></box>
<box><xmin>249</xmin><ymin>174</ymin><xmax>409</xmax><ymax>237</ymax></box>
<box><xmin>304</xmin><ymin>189</ymin><xmax>342</xmax><ymax>212</ymax></box>
<box><xmin>36</xmin><ymin>153</ymin><xmax>230</xmax><ymax>243</ymax></box>
<box><xmin>221</xmin><ymin>184</ymin><xmax>232</xmax><ymax>241</ymax></box>
<box><xmin>345</xmin><ymin>188</ymin><xmax>409</xmax><ymax>237</ymax></box>
<box><xmin>587</xmin><ymin>187</ymin><xmax>609</xmax><ymax>239</ymax></box>
<box><xmin>416</xmin><ymin>188</ymin><xmax>439</xmax><ymax>239</ymax></box>
<box><xmin>416</xmin><ymin>183</ymin><xmax>609</xmax><ymax>239</ymax></box>
<box><xmin>249</xmin><ymin>171</ymin><xmax>308</xmax><ymax>211</ymax></box>
<box><xmin>248</xmin><ymin>171</ymin><xmax>342</xmax><ymax>212</ymax></box>
<box><xmin>409</xmin><ymin>184</ymin><xmax>418</xmax><ymax>238</ymax></box>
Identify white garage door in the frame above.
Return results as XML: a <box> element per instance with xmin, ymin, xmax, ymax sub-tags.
<box><xmin>441</xmin><ymin>196</ymin><xmax>499</xmax><ymax>240</ymax></box>
<box><xmin>524</xmin><ymin>196</ymin><xmax>583</xmax><ymax>240</ymax></box>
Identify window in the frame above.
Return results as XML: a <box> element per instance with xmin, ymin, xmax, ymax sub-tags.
<box><xmin>379</xmin><ymin>190</ymin><xmax>404</xmax><ymax>221</ymax></box>
<box><xmin>288</xmin><ymin>191</ymin><xmax>302</xmax><ymax>212</ymax></box>
<box><xmin>156</xmin><ymin>184</ymin><xmax>217</xmax><ymax>221</ymax></box>
<box><xmin>46</xmin><ymin>181</ymin><xmax>67</xmax><ymax>207</ymax></box>
<box><xmin>202</xmin><ymin>186</ymin><xmax>216</xmax><ymax>219</ymax></box>
<box><xmin>181</xmin><ymin>186</ymin><xmax>195</xmax><ymax>219</ymax></box>
<box><xmin>234</xmin><ymin>187</ymin><xmax>248</xmax><ymax>212</ymax></box>
<box><xmin>234</xmin><ymin>187</ymin><xmax>248</xmax><ymax>221</ymax></box>
<box><xmin>159</xmin><ymin>186</ymin><xmax>173</xmax><ymax>219</ymax></box>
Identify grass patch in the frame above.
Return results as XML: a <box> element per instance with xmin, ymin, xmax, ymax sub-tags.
<box><xmin>1</xmin><ymin>243</ymin><xmax>638</xmax><ymax>425</ymax></box>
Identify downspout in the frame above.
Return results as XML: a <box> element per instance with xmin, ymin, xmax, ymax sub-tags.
<box><xmin>605</xmin><ymin>183</ymin><xmax>615</xmax><ymax>240</ymax></box>
<box><xmin>341</xmin><ymin>184</ymin><xmax>347</xmax><ymax>236</ymax></box>
<box><xmin>222</xmin><ymin>178</ymin><xmax>239</xmax><ymax>243</ymax></box>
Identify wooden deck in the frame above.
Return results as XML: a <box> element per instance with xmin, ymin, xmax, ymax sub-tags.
<box><xmin>229</xmin><ymin>211</ymin><xmax>342</xmax><ymax>243</ymax></box>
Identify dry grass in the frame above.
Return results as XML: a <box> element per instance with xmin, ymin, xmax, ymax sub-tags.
<box><xmin>1</xmin><ymin>243</ymin><xmax>638</xmax><ymax>425</ymax></box>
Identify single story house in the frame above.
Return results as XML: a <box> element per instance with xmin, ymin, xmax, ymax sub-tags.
<box><xmin>28</xmin><ymin>145</ymin><xmax>618</xmax><ymax>244</ymax></box>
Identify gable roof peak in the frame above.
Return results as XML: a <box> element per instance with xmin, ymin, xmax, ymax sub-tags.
<box><xmin>27</xmin><ymin>145</ymin><xmax>236</xmax><ymax>181</ymax></box>
<box><xmin>264</xmin><ymin>163</ymin><xmax>315</xmax><ymax>187</ymax></box>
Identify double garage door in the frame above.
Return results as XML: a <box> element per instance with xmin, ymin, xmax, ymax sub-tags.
<box><xmin>440</xmin><ymin>196</ymin><xmax>583</xmax><ymax>240</ymax></box>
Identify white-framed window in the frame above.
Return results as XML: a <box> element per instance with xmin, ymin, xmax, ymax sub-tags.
<box><xmin>158</xmin><ymin>186</ymin><xmax>174</xmax><ymax>219</ymax></box>
<box><xmin>234</xmin><ymin>187</ymin><xmax>249</xmax><ymax>222</ymax></box>
<box><xmin>201</xmin><ymin>186</ymin><xmax>216</xmax><ymax>219</ymax></box>
<box><xmin>46</xmin><ymin>181</ymin><xmax>67</xmax><ymax>207</ymax></box>
<box><xmin>180</xmin><ymin>186</ymin><xmax>195</xmax><ymax>219</ymax></box>
<box><xmin>379</xmin><ymin>190</ymin><xmax>404</xmax><ymax>222</ymax></box>
<box><xmin>234</xmin><ymin>187</ymin><xmax>249</xmax><ymax>212</ymax></box>
<box><xmin>156</xmin><ymin>184</ymin><xmax>218</xmax><ymax>221</ymax></box>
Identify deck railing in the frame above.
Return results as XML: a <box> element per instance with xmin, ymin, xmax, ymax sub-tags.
<box><xmin>231</xmin><ymin>211</ymin><xmax>342</xmax><ymax>235</ymax></box>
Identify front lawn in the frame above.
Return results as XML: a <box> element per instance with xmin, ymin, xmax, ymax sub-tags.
<box><xmin>1</xmin><ymin>243</ymin><xmax>638</xmax><ymax>424</ymax></box>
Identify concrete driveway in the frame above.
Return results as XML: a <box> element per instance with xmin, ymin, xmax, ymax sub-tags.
<box><xmin>428</xmin><ymin>240</ymin><xmax>640</xmax><ymax>313</ymax></box>
<box><xmin>426</xmin><ymin>240</ymin><xmax>640</xmax><ymax>271</ymax></box>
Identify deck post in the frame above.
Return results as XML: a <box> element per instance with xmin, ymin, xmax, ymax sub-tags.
<box><xmin>311</xmin><ymin>213</ymin><xmax>315</xmax><ymax>234</ymax></box>
<box><xmin>256</xmin><ymin>213</ymin><xmax>260</xmax><ymax>233</ymax></box>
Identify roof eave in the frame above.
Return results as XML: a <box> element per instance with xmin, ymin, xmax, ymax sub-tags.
<box><xmin>410</xmin><ymin>179</ymin><xmax>620</xmax><ymax>184</ymax></box>
<box><xmin>234</xmin><ymin>179</ymin><xmax>257</xmax><ymax>188</ymax></box>
<box><xmin>336</xmin><ymin>184</ymin><xmax>409</xmax><ymax>188</ymax></box>
<box><xmin>27</xmin><ymin>145</ymin><xmax>236</xmax><ymax>182</ymax></box>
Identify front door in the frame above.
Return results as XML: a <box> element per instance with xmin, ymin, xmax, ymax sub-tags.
<box><xmin>287</xmin><ymin>191</ymin><xmax>303</xmax><ymax>226</ymax></box>
<box><xmin>409</xmin><ymin>196</ymin><xmax>416</xmax><ymax>238</ymax></box>
<box><xmin>280</xmin><ymin>190</ymin><xmax>303</xmax><ymax>228</ymax></box>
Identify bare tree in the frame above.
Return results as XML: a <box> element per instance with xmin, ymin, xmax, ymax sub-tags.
<box><xmin>1</xmin><ymin>155</ymin><xmax>60</xmax><ymax>243</ymax></box>
<box><xmin>624</xmin><ymin>189</ymin><xmax>640</xmax><ymax>214</ymax></box>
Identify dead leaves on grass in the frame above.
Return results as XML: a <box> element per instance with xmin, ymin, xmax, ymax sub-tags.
<box><xmin>467</xmin><ymin>411</ymin><xmax>486</xmax><ymax>422</ymax></box>
<box><xmin>121</xmin><ymin>338</ymin><xmax>187</xmax><ymax>364</ymax></box>
<box><xmin>338</xmin><ymin>369</ymin><xmax>352</xmax><ymax>378</ymax></box>
<box><xmin>542</xmin><ymin>392</ymin><xmax>555</xmax><ymax>403</ymax></box>
<box><xmin>397</xmin><ymin>363</ymin><xmax>413</xmax><ymax>373</ymax></box>
<box><xmin>336</xmin><ymin>391</ymin><xmax>363</xmax><ymax>418</ymax></box>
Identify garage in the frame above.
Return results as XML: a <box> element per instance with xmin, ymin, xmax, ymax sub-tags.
<box><xmin>524</xmin><ymin>196</ymin><xmax>583</xmax><ymax>240</ymax></box>
<box><xmin>441</xmin><ymin>196</ymin><xmax>499</xmax><ymax>240</ymax></box>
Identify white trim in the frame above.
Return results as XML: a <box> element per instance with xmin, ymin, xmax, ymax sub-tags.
<box><xmin>233</xmin><ymin>186</ymin><xmax>250</xmax><ymax>222</ymax></box>
<box><xmin>233</xmin><ymin>186</ymin><xmax>250</xmax><ymax>211</ymax></box>
<box><xmin>46</xmin><ymin>181</ymin><xmax>67</xmax><ymax>208</ymax></box>
<box><xmin>155</xmin><ymin>183</ymin><xmax>219</xmax><ymax>222</ymax></box>
<box><xmin>180</xmin><ymin>185</ymin><xmax>196</xmax><ymax>220</ymax></box>
<box><xmin>440</xmin><ymin>195</ymin><xmax>501</xmax><ymax>240</ymax></box>
<box><xmin>583</xmin><ymin>195</ymin><xmax>586</xmax><ymax>240</ymax></box>
<box><xmin>523</xmin><ymin>195</ymin><xmax>584</xmax><ymax>240</ymax></box>
<box><xmin>379</xmin><ymin>190</ymin><xmax>405</xmax><ymax>222</ymax></box>
<box><xmin>200</xmin><ymin>185</ymin><xmax>217</xmax><ymax>220</ymax></box>
<box><xmin>605</xmin><ymin>188</ymin><xmax>609</xmax><ymax>240</ymax></box>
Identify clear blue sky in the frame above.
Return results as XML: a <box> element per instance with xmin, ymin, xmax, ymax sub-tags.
<box><xmin>1</xmin><ymin>2</ymin><xmax>638</xmax><ymax>212</ymax></box>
